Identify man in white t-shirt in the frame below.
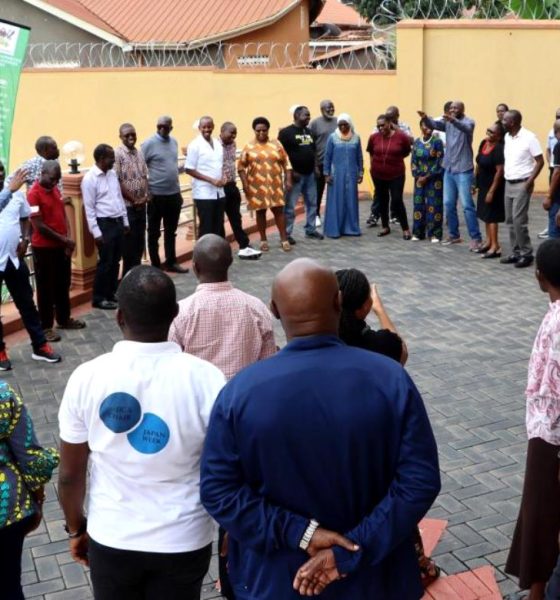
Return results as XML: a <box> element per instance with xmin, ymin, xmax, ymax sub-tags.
<box><xmin>500</xmin><ymin>110</ymin><xmax>544</xmax><ymax>269</ymax></box>
<box><xmin>185</xmin><ymin>116</ymin><xmax>227</xmax><ymax>238</ymax></box>
<box><xmin>58</xmin><ymin>265</ymin><xmax>226</xmax><ymax>600</ymax></box>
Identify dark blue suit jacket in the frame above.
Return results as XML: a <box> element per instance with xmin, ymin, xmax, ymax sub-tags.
<box><xmin>201</xmin><ymin>335</ymin><xmax>441</xmax><ymax>599</ymax></box>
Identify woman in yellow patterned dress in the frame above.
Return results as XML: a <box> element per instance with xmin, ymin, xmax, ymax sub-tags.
<box><xmin>238</xmin><ymin>117</ymin><xmax>293</xmax><ymax>252</ymax></box>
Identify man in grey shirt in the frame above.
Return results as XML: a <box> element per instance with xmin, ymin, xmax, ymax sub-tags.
<box><xmin>419</xmin><ymin>101</ymin><xmax>482</xmax><ymax>249</ymax></box>
<box><xmin>141</xmin><ymin>116</ymin><xmax>188</xmax><ymax>273</ymax></box>
<box><xmin>310</xmin><ymin>100</ymin><xmax>337</xmax><ymax>224</ymax></box>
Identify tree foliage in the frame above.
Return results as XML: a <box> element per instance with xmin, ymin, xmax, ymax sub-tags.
<box><xmin>355</xmin><ymin>0</ymin><xmax>560</xmax><ymax>22</ymax></box>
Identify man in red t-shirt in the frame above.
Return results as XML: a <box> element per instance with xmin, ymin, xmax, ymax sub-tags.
<box><xmin>28</xmin><ymin>161</ymin><xmax>85</xmax><ymax>341</ymax></box>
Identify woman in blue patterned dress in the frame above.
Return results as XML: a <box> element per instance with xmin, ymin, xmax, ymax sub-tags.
<box><xmin>323</xmin><ymin>113</ymin><xmax>364</xmax><ymax>238</ymax></box>
<box><xmin>411</xmin><ymin>120</ymin><xmax>445</xmax><ymax>242</ymax></box>
<box><xmin>0</xmin><ymin>381</ymin><xmax>59</xmax><ymax>599</ymax></box>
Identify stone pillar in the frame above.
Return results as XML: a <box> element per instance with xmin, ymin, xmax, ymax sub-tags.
<box><xmin>62</xmin><ymin>172</ymin><xmax>96</xmax><ymax>296</ymax></box>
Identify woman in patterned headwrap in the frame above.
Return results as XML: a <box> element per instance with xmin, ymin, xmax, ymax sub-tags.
<box><xmin>0</xmin><ymin>380</ymin><xmax>59</xmax><ymax>599</ymax></box>
<box><xmin>238</xmin><ymin>117</ymin><xmax>293</xmax><ymax>253</ymax></box>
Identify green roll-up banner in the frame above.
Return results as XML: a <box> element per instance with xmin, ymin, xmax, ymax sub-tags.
<box><xmin>0</xmin><ymin>19</ymin><xmax>31</xmax><ymax>170</ymax></box>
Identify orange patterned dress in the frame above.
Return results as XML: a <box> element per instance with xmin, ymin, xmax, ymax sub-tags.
<box><xmin>237</xmin><ymin>139</ymin><xmax>292</xmax><ymax>210</ymax></box>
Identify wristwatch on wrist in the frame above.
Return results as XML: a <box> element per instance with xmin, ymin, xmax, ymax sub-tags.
<box><xmin>64</xmin><ymin>518</ymin><xmax>87</xmax><ymax>539</ymax></box>
<box><xmin>299</xmin><ymin>519</ymin><xmax>319</xmax><ymax>551</ymax></box>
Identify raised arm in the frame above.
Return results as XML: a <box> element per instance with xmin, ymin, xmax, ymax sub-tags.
<box><xmin>417</xmin><ymin>111</ymin><xmax>445</xmax><ymax>133</ymax></box>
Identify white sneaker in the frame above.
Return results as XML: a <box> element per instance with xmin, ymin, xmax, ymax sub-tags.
<box><xmin>315</xmin><ymin>216</ymin><xmax>322</xmax><ymax>227</ymax></box>
<box><xmin>238</xmin><ymin>247</ymin><xmax>262</xmax><ymax>260</ymax></box>
<box><xmin>431</xmin><ymin>237</ymin><xmax>441</xmax><ymax>244</ymax></box>
<box><xmin>537</xmin><ymin>228</ymin><xmax>549</xmax><ymax>239</ymax></box>
<box><xmin>411</xmin><ymin>235</ymin><xmax>421</xmax><ymax>241</ymax></box>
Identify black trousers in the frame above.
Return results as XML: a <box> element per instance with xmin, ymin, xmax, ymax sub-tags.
<box><xmin>147</xmin><ymin>193</ymin><xmax>182</xmax><ymax>267</ymax></box>
<box><xmin>0</xmin><ymin>260</ymin><xmax>45</xmax><ymax>352</ymax></box>
<box><xmin>370</xmin><ymin>191</ymin><xmax>399</xmax><ymax>221</ymax></box>
<box><xmin>32</xmin><ymin>246</ymin><xmax>71</xmax><ymax>329</ymax></box>
<box><xmin>122</xmin><ymin>205</ymin><xmax>147</xmax><ymax>277</ymax></box>
<box><xmin>0</xmin><ymin>516</ymin><xmax>34</xmax><ymax>600</ymax></box>
<box><xmin>93</xmin><ymin>218</ymin><xmax>124</xmax><ymax>305</ymax></box>
<box><xmin>315</xmin><ymin>165</ymin><xmax>326</xmax><ymax>213</ymax></box>
<box><xmin>195</xmin><ymin>198</ymin><xmax>226</xmax><ymax>238</ymax></box>
<box><xmin>89</xmin><ymin>537</ymin><xmax>212</xmax><ymax>600</ymax></box>
<box><xmin>372</xmin><ymin>175</ymin><xmax>409</xmax><ymax>230</ymax></box>
<box><xmin>224</xmin><ymin>182</ymin><xmax>249</xmax><ymax>249</ymax></box>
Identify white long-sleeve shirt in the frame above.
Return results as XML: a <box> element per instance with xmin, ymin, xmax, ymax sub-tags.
<box><xmin>81</xmin><ymin>166</ymin><xmax>129</xmax><ymax>239</ymax></box>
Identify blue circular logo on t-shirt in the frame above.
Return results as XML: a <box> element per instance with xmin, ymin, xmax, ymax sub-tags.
<box><xmin>127</xmin><ymin>413</ymin><xmax>170</xmax><ymax>454</ymax></box>
<box><xmin>99</xmin><ymin>393</ymin><xmax>142</xmax><ymax>433</ymax></box>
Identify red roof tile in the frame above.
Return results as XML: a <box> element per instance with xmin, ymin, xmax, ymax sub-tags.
<box><xmin>34</xmin><ymin>0</ymin><xmax>313</xmax><ymax>44</ymax></box>
<box><xmin>315</xmin><ymin>0</ymin><xmax>367</xmax><ymax>27</ymax></box>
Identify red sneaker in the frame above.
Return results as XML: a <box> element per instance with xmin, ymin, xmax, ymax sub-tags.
<box><xmin>31</xmin><ymin>343</ymin><xmax>62</xmax><ymax>364</ymax></box>
<box><xmin>0</xmin><ymin>349</ymin><xmax>12</xmax><ymax>371</ymax></box>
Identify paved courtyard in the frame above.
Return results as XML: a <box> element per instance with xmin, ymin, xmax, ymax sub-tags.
<box><xmin>3</xmin><ymin>197</ymin><xmax>551</xmax><ymax>599</ymax></box>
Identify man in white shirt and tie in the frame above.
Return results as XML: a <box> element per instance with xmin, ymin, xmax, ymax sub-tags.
<box><xmin>185</xmin><ymin>116</ymin><xmax>227</xmax><ymax>238</ymax></box>
<box><xmin>81</xmin><ymin>144</ymin><xmax>129</xmax><ymax>309</ymax></box>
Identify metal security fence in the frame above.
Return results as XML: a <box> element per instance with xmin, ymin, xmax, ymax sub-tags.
<box><xmin>24</xmin><ymin>41</ymin><xmax>394</xmax><ymax>70</ymax></box>
<box><xmin>24</xmin><ymin>0</ymin><xmax>560</xmax><ymax>73</ymax></box>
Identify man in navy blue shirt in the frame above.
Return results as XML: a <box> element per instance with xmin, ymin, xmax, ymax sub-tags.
<box><xmin>201</xmin><ymin>258</ymin><xmax>441</xmax><ymax>599</ymax></box>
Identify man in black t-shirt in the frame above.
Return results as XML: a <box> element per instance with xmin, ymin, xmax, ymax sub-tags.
<box><xmin>278</xmin><ymin>106</ymin><xmax>324</xmax><ymax>244</ymax></box>
<box><xmin>545</xmin><ymin>119</ymin><xmax>560</xmax><ymax>239</ymax></box>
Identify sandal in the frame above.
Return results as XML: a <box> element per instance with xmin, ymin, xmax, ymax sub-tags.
<box><xmin>57</xmin><ymin>317</ymin><xmax>86</xmax><ymax>330</ymax></box>
<box><xmin>281</xmin><ymin>240</ymin><xmax>291</xmax><ymax>252</ymax></box>
<box><xmin>260</xmin><ymin>241</ymin><xmax>269</xmax><ymax>252</ymax></box>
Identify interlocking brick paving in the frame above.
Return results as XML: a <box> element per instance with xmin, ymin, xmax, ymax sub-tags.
<box><xmin>2</xmin><ymin>196</ymin><xmax>550</xmax><ymax>599</ymax></box>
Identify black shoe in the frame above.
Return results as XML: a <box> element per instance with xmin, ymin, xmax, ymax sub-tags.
<box><xmin>163</xmin><ymin>263</ymin><xmax>189</xmax><ymax>274</ymax></box>
<box><xmin>499</xmin><ymin>255</ymin><xmax>519</xmax><ymax>265</ymax></box>
<box><xmin>287</xmin><ymin>236</ymin><xmax>297</xmax><ymax>246</ymax></box>
<box><xmin>366</xmin><ymin>215</ymin><xmax>378</xmax><ymax>227</ymax></box>
<box><xmin>305</xmin><ymin>231</ymin><xmax>324</xmax><ymax>240</ymax></box>
<box><xmin>514</xmin><ymin>256</ymin><xmax>534</xmax><ymax>269</ymax></box>
<box><xmin>377</xmin><ymin>228</ymin><xmax>391</xmax><ymax>237</ymax></box>
<box><xmin>93</xmin><ymin>300</ymin><xmax>118</xmax><ymax>310</ymax></box>
<box><xmin>481</xmin><ymin>250</ymin><xmax>502</xmax><ymax>259</ymax></box>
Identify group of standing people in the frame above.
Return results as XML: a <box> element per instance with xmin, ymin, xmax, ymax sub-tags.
<box><xmin>0</xmin><ymin>233</ymin><xmax>443</xmax><ymax>600</ymax></box>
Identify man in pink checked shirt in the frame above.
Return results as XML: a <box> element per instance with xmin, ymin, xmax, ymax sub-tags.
<box><xmin>168</xmin><ymin>232</ymin><xmax>276</xmax><ymax>599</ymax></box>
<box><xmin>168</xmin><ymin>233</ymin><xmax>275</xmax><ymax>380</ymax></box>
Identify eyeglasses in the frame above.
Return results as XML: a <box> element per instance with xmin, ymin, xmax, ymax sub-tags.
<box><xmin>486</xmin><ymin>129</ymin><xmax>494</xmax><ymax>135</ymax></box>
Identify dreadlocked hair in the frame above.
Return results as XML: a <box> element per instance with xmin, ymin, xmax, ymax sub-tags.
<box><xmin>335</xmin><ymin>268</ymin><xmax>371</xmax><ymax>342</ymax></box>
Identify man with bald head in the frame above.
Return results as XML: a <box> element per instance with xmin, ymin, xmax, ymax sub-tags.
<box><xmin>169</xmin><ymin>233</ymin><xmax>275</xmax><ymax>380</ymax></box>
<box><xmin>201</xmin><ymin>258</ymin><xmax>441</xmax><ymax>600</ymax></box>
<box><xmin>142</xmin><ymin>116</ymin><xmax>188</xmax><ymax>273</ymax></box>
<box><xmin>7</xmin><ymin>135</ymin><xmax>62</xmax><ymax>192</ymax></box>
<box><xmin>419</xmin><ymin>101</ymin><xmax>482</xmax><ymax>248</ymax></box>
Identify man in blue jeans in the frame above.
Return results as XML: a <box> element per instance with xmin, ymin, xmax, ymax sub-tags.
<box><xmin>419</xmin><ymin>102</ymin><xmax>482</xmax><ymax>249</ymax></box>
<box><xmin>279</xmin><ymin>106</ymin><xmax>324</xmax><ymax>244</ymax></box>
